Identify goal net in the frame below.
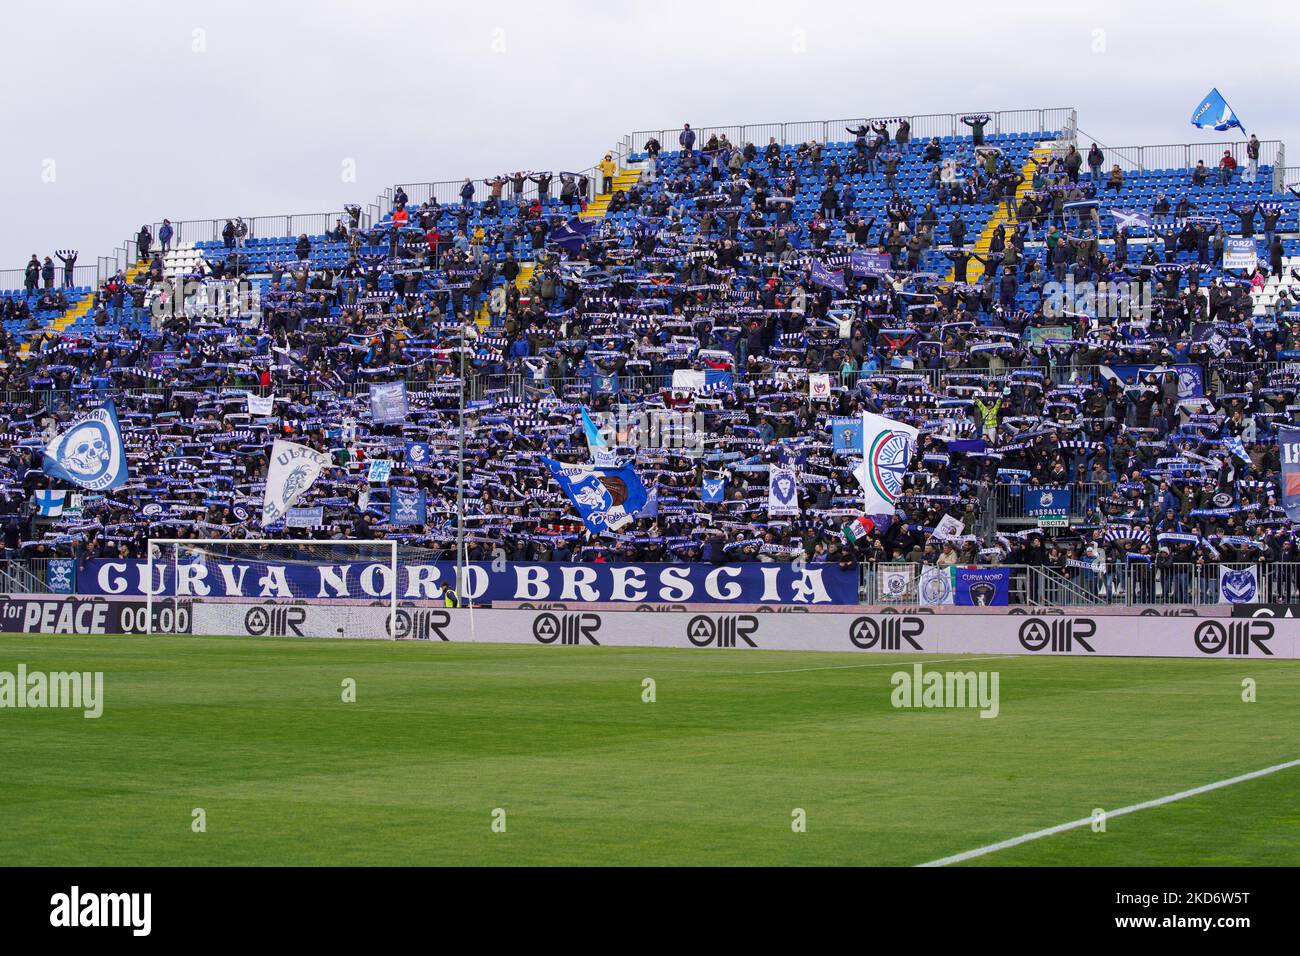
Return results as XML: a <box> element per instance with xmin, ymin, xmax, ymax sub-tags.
<box><xmin>146</xmin><ymin>539</ymin><xmax>398</xmax><ymax>640</ymax></box>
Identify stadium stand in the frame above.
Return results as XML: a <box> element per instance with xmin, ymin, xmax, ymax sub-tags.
<box><xmin>6</xmin><ymin>105</ymin><xmax>1300</xmax><ymax>607</ymax></box>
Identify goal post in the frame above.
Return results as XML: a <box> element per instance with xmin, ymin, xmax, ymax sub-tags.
<box><xmin>146</xmin><ymin>539</ymin><xmax>399</xmax><ymax>640</ymax></box>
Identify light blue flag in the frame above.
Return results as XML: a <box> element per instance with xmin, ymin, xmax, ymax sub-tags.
<box><xmin>34</xmin><ymin>489</ymin><xmax>66</xmax><ymax>517</ymax></box>
<box><xmin>700</xmin><ymin>476</ymin><xmax>727</xmax><ymax>503</ymax></box>
<box><xmin>1191</xmin><ymin>88</ymin><xmax>1246</xmax><ymax>133</ymax></box>
<box><xmin>581</xmin><ymin>406</ymin><xmax>617</xmax><ymax>466</ymax></box>
<box><xmin>542</xmin><ymin>457</ymin><xmax>649</xmax><ymax>534</ymax></box>
<box><xmin>42</xmin><ymin>400</ymin><xmax>129</xmax><ymax>491</ymax></box>
<box><xmin>1224</xmin><ymin>435</ymin><xmax>1251</xmax><ymax>466</ymax></box>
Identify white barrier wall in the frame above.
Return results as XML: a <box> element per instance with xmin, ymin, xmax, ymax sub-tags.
<box><xmin>188</xmin><ymin>603</ymin><xmax>1296</xmax><ymax>659</ymax></box>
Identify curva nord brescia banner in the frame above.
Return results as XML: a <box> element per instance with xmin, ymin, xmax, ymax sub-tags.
<box><xmin>75</xmin><ymin>559</ymin><xmax>860</xmax><ymax>605</ymax></box>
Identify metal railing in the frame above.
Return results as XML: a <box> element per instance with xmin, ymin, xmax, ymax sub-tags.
<box><xmin>993</xmin><ymin>483</ymin><xmax>1109</xmax><ymax>525</ymax></box>
<box><xmin>861</xmin><ymin>561</ymin><xmax>1296</xmax><ymax>608</ymax></box>
<box><xmin>1087</xmin><ymin>139</ymin><xmax>1283</xmax><ymax>179</ymax></box>
<box><xmin>629</xmin><ymin>108</ymin><xmax>1077</xmax><ymax>155</ymax></box>
<box><xmin>0</xmin><ymin>265</ymin><xmax>98</xmax><ymax>295</ymax></box>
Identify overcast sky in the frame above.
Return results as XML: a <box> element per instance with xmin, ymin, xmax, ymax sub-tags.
<box><xmin>2</xmin><ymin>0</ymin><xmax>1296</xmax><ymax>275</ymax></box>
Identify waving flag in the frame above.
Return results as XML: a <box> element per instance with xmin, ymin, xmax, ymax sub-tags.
<box><xmin>852</xmin><ymin>411</ymin><xmax>919</xmax><ymax>515</ymax></box>
<box><xmin>262</xmin><ymin>439</ymin><xmax>333</xmax><ymax>526</ymax></box>
<box><xmin>809</xmin><ymin>258</ymin><xmax>846</xmax><ymax>292</ymax></box>
<box><xmin>549</xmin><ymin>217</ymin><xmax>594</xmax><ymax>254</ymax></box>
<box><xmin>701</xmin><ymin>476</ymin><xmax>727</xmax><ymax>503</ymax></box>
<box><xmin>580</xmin><ymin>406</ymin><xmax>617</xmax><ymax>467</ymax></box>
<box><xmin>42</xmin><ymin>400</ymin><xmax>129</xmax><ymax>492</ymax></box>
<box><xmin>542</xmin><ymin>457</ymin><xmax>648</xmax><ymax>534</ymax></box>
<box><xmin>1280</xmin><ymin>426</ymin><xmax>1300</xmax><ymax>522</ymax></box>
<box><xmin>1110</xmin><ymin>208</ymin><xmax>1153</xmax><ymax>231</ymax></box>
<box><xmin>1191</xmin><ymin>88</ymin><xmax>1246</xmax><ymax>133</ymax></box>
<box><xmin>34</xmin><ymin>489</ymin><xmax>67</xmax><ymax>517</ymax></box>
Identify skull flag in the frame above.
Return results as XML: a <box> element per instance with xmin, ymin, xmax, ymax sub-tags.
<box><xmin>42</xmin><ymin>399</ymin><xmax>129</xmax><ymax>491</ymax></box>
<box><xmin>262</xmin><ymin>439</ymin><xmax>334</xmax><ymax>526</ymax></box>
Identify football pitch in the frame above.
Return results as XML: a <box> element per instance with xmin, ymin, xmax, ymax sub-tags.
<box><xmin>1</xmin><ymin>633</ymin><xmax>1297</xmax><ymax>866</ymax></box>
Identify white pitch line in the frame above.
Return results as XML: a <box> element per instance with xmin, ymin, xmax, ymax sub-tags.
<box><xmin>917</xmin><ymin>757</ymin><xmax>1300</xmax><ymax>867</ymax></box>
<box><xmin>670</xmin><ymin>654</ymin><xmax>1025</xmax><ymax>678</ymax></box>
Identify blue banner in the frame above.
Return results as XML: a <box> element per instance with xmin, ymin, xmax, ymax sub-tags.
<box><xmin>47</xmin><ymin>559</ymin><xmax>76</xmax><ymax>594</ymax></box>
<box><xmin>76</xmin><ymin>560</ymin><xmax>861</xmax><ymax>605</ymax></box>
<box><xmin>1026</xmin><ymin>487</ymin><xmax>1071</xmax><ymax>517</ymax></box>
<box><xmin>953</xmin><ymin>566</ymin><xmax>1009</xmax><ymax>606</ymax></box>
<box><xmin>1103</xmin><ymin>364</ymin><xmax>1204</xmax><ymax>399</ymax></box>
<box><xmin>831</xmin><ymin>416</ymin><xmax>864</xmax><ymax>454</ymax></box>
<box><xmin>368</xmin><ymin>381</ymin><xmax>409</xmax><ymax>424</ymax></box>
<box><xmin>1281</xmin><ymin>426</ymin><xmax>1300</xmax><ymax>522</ymax></box>
<box><xmin>389</xmin><ymin>488</ymin><xmax>428</xmax><ymax>526</ymax></box>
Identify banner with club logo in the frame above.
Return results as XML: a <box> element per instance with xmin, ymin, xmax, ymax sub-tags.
<box><xmin>878</xmin><ymin>565</ymin><xmax>915</xmax><ymax>602</ymax></box>
<box><xmin>919</xmin><ymin>565</ymin><xmax>955</xmax><ymax>606</ymax></box>
<box><xmin>42</xmin><ymin>400</ymin><xmax>129</xmax><ymax>492</ymax></box>
<box><xmin>767</xmin><ymin>466</ymin><xmax>800</xmax><ymax>516</ymax></box>
<box><xmin>808</xmin><ymin>372</ymin><xmax>832</xmax><ymax>400</ymax></box>
<box><xmin>852</xmin><ymin>412</ymin><xmax>918</xmax><ymax>515</ymax></box>
<box><xmin>1219</xmin><ymin>566</ymin><xmax>1260</xmax><ymax>604</ymax></box>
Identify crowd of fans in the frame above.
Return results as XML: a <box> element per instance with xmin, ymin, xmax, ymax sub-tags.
<box><xmin>3</xmin><ymin>115</ymin><xmax>1300</xmax><ymax>603</ymax></box>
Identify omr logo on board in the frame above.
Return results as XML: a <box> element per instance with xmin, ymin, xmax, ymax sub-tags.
<box><xmin>244</xmin><ymin>605</ymin><xmax>306</xmax><ymax>637</ymax></box>
<box><xmin>387</xmin><ymin>609</ymin><xmax>451</xmax><ymax>641</ymax></box>
<box><xmin>849</xmin><ymin>616</ymin><xmax>924</xmax><ymax>651</ymax></box>
<box><xmin>686</xmin><ymin>615</ymin><xmax>758</xmax><ymax>648</ymax></box>
<box><xmin>1193</xmin><ymin>620</ymin><xmax>1273</xmax><ymax>656</ymax></box>
<box><xmin>1018</xmin><ymin>617</ymin><xmax>1096</xmax><ymax>653</ymax></box>
<box><xmin>532</xmin><ymin>612</ymin><xmax>601</xmax><ymax>645</ymax></box>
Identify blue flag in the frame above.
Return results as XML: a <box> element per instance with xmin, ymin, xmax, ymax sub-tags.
<box><xmin>542</xmin><ymin>457</ymin><xmax>648</xmax><ymax>534</ymax></box>
<box><xmin>1191</xmin><ymin>88</ymin><xmax>1246</xmax><ymax>133</ymax></box>
<box><xmin>831</xmin><ymin>417</ymin><xmax>864</xmax><ymax>455</ymax></box>
<box><xmin>700</xmin><ymin>476</ymin><xmax>727</xmax><ymax>503</ymax></box>
<box><xmin>810</xmin><ymin>258</ymin><xmax>846</xmax><ymax>292</ymax></box>
<box><xmin>42</xmin><ymin>399</ymin><xmax>129</xmax><ymax>491</ymax></box>
<box><xmin>405</xmin><ymin>441</ymin><xmax>431</xmax><ymax>466</ymax></box>
<box><xmin>549</xmin><ymin>217</ymin><xmax>594</xmax><ymax>254</ymax></box>
<box><xmin>389</xmin><ymin>488</ymin><xmax>428</xmax><ymax>527</ymax></box>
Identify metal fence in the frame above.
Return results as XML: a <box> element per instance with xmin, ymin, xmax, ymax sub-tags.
<box><xmin>629</xmin><ymin>107</ymin><xmax>1078</xmax><ymax>155</ymax></box>
<box><xmin>1091</xmin><ymin>139</ymin><xmax>1284</xmax><ymax>179</ymax></box>
<box><xmin>861</xmin><ymin>561</ymin><xmax>1295</xmax><ymax>608</ymax></box>
<box><xmin>0</xmin><ymin>264</ymin><xmax>98</xmax><ymax>295</ymax></box>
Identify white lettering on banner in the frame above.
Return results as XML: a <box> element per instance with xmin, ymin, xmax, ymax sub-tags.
<box><xmin>87</xmin><ymin>561</ymin><xmax>854</xmax><ymax>604</ymax></box>
<box><xmin>359</xmin><ymin>564</ymin><xmax>391</xmax><ymax>597</ymax></box>
<box><xmin>514</xmin><ymin>566</ymin><xmax>548</xmax><ymax>600</ymax></box>
<box><xmin>217</xmin><ymin>564</ymin><xmax>251</xmax><ymax>596</ymax></box>
<box><xmin>705</xmin><ymin>567</ymin><xmax>742</xmax><ymax>600</ymax></box>
<box><xmin>176</xmin><ymin>563</ymin><xmax>210</xmax><ymax>596</ymax></box>
<box><xmin>560</xmin><ymin>567</ymin><xmax>599</xmax><ymax>602</ymax></box>
<box><xmin>609</xmin><ymin>567</ymin><xmax>648</xmax><ymax>602</ymax></box>
<box><xmin>97</xmin><ymin>562</ymin><xmax>128</xmax><ymax>595</ymax></box>
<box><xmin>318</xmin><ymin>565</ymin><xmax>350</xmax><ymax>598</ymax></box>
<box><xmin>660</xmin><ymin>566</ymin><xmax>693</xmax><ymax>602</ymax></box>
<box><xmin>407</xmin><ymin>565</ymin><xmax>443</xmax><ymax>599</ymax></box>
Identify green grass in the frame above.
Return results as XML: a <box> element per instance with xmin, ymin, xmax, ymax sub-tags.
<box><xmin>0</xmin><ymin>634</ymin><xmax>1297</xmax><ymax>866</ymax></box>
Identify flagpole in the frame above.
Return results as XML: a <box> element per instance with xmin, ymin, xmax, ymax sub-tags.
<box><xmin>861</xmin><ymin>408</ymin><xmax>869</xmax><ymax>516</ymax></box>
<box><xmin>456</xmin><ymin>341</ymin><xmax>466</xmax><ymax>606</ymax></box>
